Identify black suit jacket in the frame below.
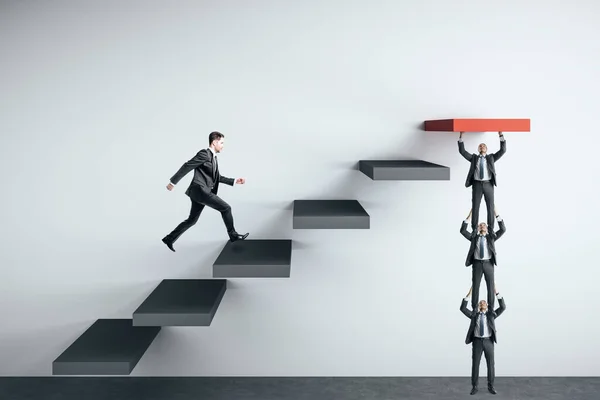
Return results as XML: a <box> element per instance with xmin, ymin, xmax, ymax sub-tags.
<box><xmin>458</xmin><ymin>139</ymin><xmax>506</xmax><ymax>187</ymax></box>
<box><xmin>461</xmin><ymin>297</ymin><xmax>506</xmax><ymax>344</ymax></box>
<box><xmin>169</xmin><ymin>149</ymin><xmax>234</xmax><ymax>197</ymax></box>
<box><xmin>460</xmin><ymin>220</ymin><xmax>506</xmax><ymax>266</ymax></box>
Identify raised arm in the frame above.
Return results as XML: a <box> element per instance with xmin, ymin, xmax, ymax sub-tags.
<box><xmin>494</xmin><ymin>296</ymin><xmax>506</xmax><ymax>317</ymax></box>
<box><xmin>170</xmin><ymin>149</ymin><xmax>210</xmax><ymax>185</ymax></box>
<box><xmin>494</xmin><ymin>219</ymin><xmax>506</xmax><ymax>240</ymax></box>
<box><xmin>460</xmin><ymin>287</ymin><xmax>473</xmax><ymax>319</ymax></box>
<box><xmin>458</xmin><ymin>132</ymin><xmax>473</xmax><ymax>161</ymax></box>
<box><xmin>460</xmin><ymin>209</ymin><xmax>473</xmax><ymax>240</ymax></box>
<box><xmin>492</xmin><ymin>132</ymin><xmax>506</xmax><ymax>161</ymax></box>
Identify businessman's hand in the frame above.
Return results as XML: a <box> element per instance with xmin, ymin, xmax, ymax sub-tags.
<box><xmin>459</xmin><ymin>131</ymin><xmax>464</xmax><ymax>139</ymax></box>
<box><xmin>166</xmin><ymin>183</ymin><xmax>174</xmax><ymax>191</ymax></box>
<box><xmin>498</xmin><ymin>131</ymin><xmax>503</xmax><ymax>137</ymax></box>
<box><xmin>235</xmin><ymin>178</ymin><xmax>246</xmax><ymax>184</ymax></box>
<box><xmin>466</xmin><ymin>286</ymin><xmax>472</xmax><ymax>298</ymax></box>
<box><xmin>494</xmin><ymin>205</ymin><xmax>499</xmax><ymax>217</ymax></box>
<box><xmin>466</xmin><ymin>208</ymin><xmax>472</xmax><ymax>220</ymax></box>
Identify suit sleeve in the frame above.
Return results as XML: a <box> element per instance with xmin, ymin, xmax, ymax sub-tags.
<box><xmin>460</xmin><ymin>299</ymin><xmax>473</xmax><ymax>319</ymax></box>
<box><xmin>494</xmin><ymin>220</ymin><xmax>506</xmax><ymax>240</ymax></box>
<box><xmin>492</xmin><ymin>138</ymin><xmax>506</xmax><ymax>161</ymax></box>
<box><xmin>170</xmin><ymin>150</ymin><xmax>210</xmax><ymax>185</ymax></box>
<box><xmin>460</xmin><ymin>221</ymin><xmax>472</xmax><ymax>241</ymax></box>
<box><xmin>458</xmin><ymin>141</ymin><xmax>473</xmax><ymax>161</ymax></box>
<box><xmin>219</xmin><ymin>175</ymin><xmax>235</xmax><ymax>186</ymax></box>
<box><xmin>494</xmin><ymin>297</ymin><xmax>506</xmax><ymax>317</ymax></box>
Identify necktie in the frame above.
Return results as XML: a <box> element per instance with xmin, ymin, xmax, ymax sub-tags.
<box><xmin>479</xmin><ymin>313</ymin><xmax>485</xmax><ymax>336</ymax></box>
<box><xmin>479</xmin><ymin>156</ymin><xmax>485</xmax><ymax>179</ymax></box>
<box><xmin>213</xmin><ymin>155</ymin><xmax>218</xmax><ymax>179</ymax></box>
<box><xmin>479</xmin><ymin>235</ymin><xmax>485</xmax><ymax>258</ymax></box>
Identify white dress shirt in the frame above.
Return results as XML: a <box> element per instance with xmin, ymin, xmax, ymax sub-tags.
<box><xmin>464</xmin><ymin>293</ymin><xmax>504</xmax><ymax>339</ymax></box>
<box><xmin>458</xmin><ymin>136</ymin><xmax>505</xmax><ymax>182</ymax></box>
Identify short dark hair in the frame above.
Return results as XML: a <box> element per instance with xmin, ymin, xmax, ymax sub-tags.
<box><xmin>208</xmin><ymin>131</ymin><xmax>224</xmax><ymax>145</ymax></box>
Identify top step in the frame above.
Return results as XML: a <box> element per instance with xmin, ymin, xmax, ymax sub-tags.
<box><xmin>424</xmin><ymin>118</ymin><xmax>530</xmax><ymax>132</ymax></box>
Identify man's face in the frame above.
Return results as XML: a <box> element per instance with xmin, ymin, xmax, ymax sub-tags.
<box><xmin>213</xmin><ymin>138</ymin><xmax>224</xmax><ymax>153</ymax></box>
<box><xmin>478</xmin><ymin>223</ymin><xmax>488</xmax><ymax>235</ymax></box>
<box><xmin>478</xmin><ymin>143</ymin><xmax>487</xmax><ymax>154</ymax></box>
<box><xmin>479</xmin><ymin>300</ymin><xmax>488</xmax><ymax>312</ymax></box>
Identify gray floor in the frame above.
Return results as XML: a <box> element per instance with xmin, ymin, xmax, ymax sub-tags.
<box><xmin>0</xmin><ymin>377</ymin><xmax>598</xmax><ymax>400</ymax></box>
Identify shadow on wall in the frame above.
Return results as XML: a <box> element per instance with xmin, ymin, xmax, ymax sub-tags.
<box><xmin>0</xmin><ymin>320</ymin><xmax>87</xmax><ymax>375</ymax></box>
<box><xmin>175</xmin><ymin>240</ymin><xmax>225</xmax><ymax>279</ymax></box>
<box><xmin>120</xmin><ymin>240</ymin><xmax>224</xmax><ymax>280</ymax></box>
<box><xmin>0</xmin><ymin>279</ymin><xmax>176</xmax><ymax>375</ymax></box>
<box><xmin>402</xmin><ymin>121</ymin><xmax>492</xmax><ymax>163</ymax></box>
<box><xmin>245</xmin><ymin>203</ymin><xmax>293</xmax><ymax>240</ymax></box>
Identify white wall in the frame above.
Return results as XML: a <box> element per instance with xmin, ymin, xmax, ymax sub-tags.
<box><xmin>1</xmin><ymin>0</ymin><xmax>599</xmax><ymax>376</ymax></box>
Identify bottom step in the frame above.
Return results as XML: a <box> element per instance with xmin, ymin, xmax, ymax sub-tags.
<box><xmin>52</xmin><ymin>319</ymin><xmax>160</xmax><ymax>375</ymax></box>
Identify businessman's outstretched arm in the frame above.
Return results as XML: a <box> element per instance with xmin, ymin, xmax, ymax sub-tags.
<box><xmin>492</xmin><ymin>132</ymin><xmax>506</xmax><ymax>161</ymax></box>
<box><xmin>460</xmin><ymin>209</ymin><xmax>473</xmax><ymax>240</ymax></box>
<box><xmin>169</xmin><ymin>149</ymin><xmax>210</xmax><ymax>185</ymax></box>
<box><xmin>460</xmin><ymin>287</ymin><xmax>473</xmax><ymax>319</ymax></box>
<box><xmin>458</xmin><ymin>132</ymin><xmax>473</xmax><ymax>161</ymax></box>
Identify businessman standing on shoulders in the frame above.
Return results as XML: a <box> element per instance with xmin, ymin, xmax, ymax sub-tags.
<box><xmin>458</xmin><ymin>131</ymin><xmax>506</xmax><ymax>232</ymax></box>
<box><xmin>461</xmin><ymin>207</ymin><xmax>506</xmax><ymax>310</ymax></box>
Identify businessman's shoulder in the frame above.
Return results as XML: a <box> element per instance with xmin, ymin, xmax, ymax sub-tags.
<box><xmin>194</xmin><ymin>148</ymin><xmax>211</xmax><ymax>157</ymax></box>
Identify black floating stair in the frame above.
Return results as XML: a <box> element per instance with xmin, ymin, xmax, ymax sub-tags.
<box><xmin>213</xmin><ymin>239</ymin><xmax>293</xmax><ymax>278</ymax></box>
<box><xmin>293</xmin><ymin>199</ymin><xmax>369</xmax><ymax>229</ymax></box>
<box><xmin>52</xmin><ymin>319</ymin><xmax>160</xmax><ymax>375</ymax></box>
<box><xmin>133</xmin><ymin>279</ymin><xmax>227</xmax><ymax>327</ymax></box>
<box><xmin>358</xmin><ymin>160</ymin><xmax>450</xmax><ymax>180</ymax></box>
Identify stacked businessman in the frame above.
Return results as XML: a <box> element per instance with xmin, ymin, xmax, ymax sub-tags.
<box><xmin>457</xmin><ymin>131</ymin><xmax>507</xmax><ymax>396</ymax></box>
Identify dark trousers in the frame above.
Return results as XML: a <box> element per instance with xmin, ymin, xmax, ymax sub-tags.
<box><xmin>472</xmin><ymin>337</ymin><xmax>495</xmax><ymax>388</ymax></box>
<box><xmin>472</xmin><ymin>260</ymin><xmax>495</xmax><ymax>310</ymax></box>
<box><xmin>471</xmin><ymin>180</ymin><xmax>495</xmax><ymax>231</ymax></box>
<box><xmin>165</xmin><ymin>187</ymin><xmax>235</xmax><ymax>243</ymax></box>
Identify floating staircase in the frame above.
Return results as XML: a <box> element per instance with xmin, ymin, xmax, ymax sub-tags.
<box><xmin>55</xmin><ymin>118</ymin><xmax>530</xmax><ymax>375</ymax></box>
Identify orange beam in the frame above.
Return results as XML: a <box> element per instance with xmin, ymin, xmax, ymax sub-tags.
<box><xmin>424</xmin><ymin>118</ymin><xmax>530</xmax><ymax>132</ymax></box>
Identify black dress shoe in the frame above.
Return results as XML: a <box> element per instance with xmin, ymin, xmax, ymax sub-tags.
<box><xmin>488</xmin><ymin>386</ymin><xmax>497</xmax><ymax>394</ymax></box>
<box><xmin>162</xmin><ymin>237</ymin><xmax>175</xmax><ymax>252</ymax></box>
<box><xmin>229</xmin><ymin>232</ymin><xmax>249</xmax><ymax>242</ymax></box>
<box><xmin>470</xmin><ymin>387</ymin><xmax>478</xmax><ymax>395</ymax></box>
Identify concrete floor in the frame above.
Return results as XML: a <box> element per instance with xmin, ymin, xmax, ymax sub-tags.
<box><xmin>1</xmin><ymin>377</ymin><xmax>598</xmax><ymax>400</ymax></box>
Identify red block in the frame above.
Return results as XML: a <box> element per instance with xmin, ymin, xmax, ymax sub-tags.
<box><xmin>424</xmin><ymin>119</ymin><xmax>530</xmax><ymax>132</ymax></box>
